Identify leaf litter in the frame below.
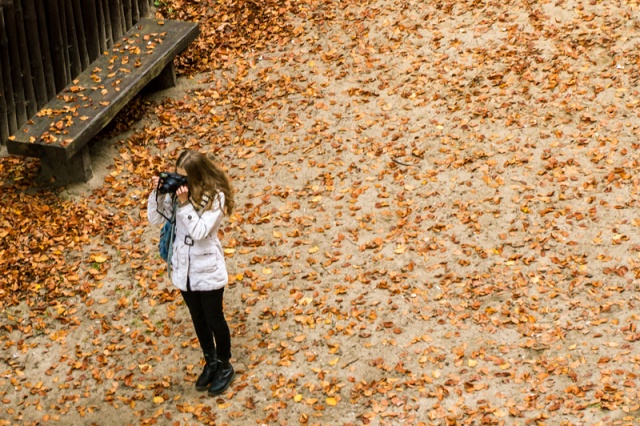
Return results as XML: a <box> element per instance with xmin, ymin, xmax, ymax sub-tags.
<box><xmin>2</xmin><ymin>0</ymin><xmax>640</xmax><ymax>425</ymax></box>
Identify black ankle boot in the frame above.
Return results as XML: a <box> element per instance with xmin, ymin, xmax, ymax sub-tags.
<box><xmin>207</xmin><ymin>360</ymin><xmax>234</xmax><ymax>396</ymax></box>
<box><xmin>196</xmin><ymin>352</ymin><xmax>218</xmax><ymax>391</ymax></box>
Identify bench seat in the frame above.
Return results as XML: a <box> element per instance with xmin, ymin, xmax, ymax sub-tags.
<box><xmin>7</xmin><ymin>18</ymin><xmax>199</xmax><ymax>184</ymax></box>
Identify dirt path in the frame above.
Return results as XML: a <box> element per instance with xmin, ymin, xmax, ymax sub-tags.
<box><xmin>3</xmin><ymin>0</ymin><xmax>640</xmax><ymax>425</ymax></box>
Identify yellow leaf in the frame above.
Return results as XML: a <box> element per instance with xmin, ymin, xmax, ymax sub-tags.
<box><xmin>326</xmin><ymin>397</ymin><xmax>338</xmax><ymax>406</ymax></box>
<box><xmin>432</xmin><ymin>370</ymin><xmax>441</xmax><ymax>379</ymax></box>
<box><xmin>224</xmin><ymin>248</ymin><xmax>236</xmax><ymax>254</ymax></box>
<box><xmin>273</xmin><ymin>231</ymin><xmax>282</xmax><ymax>238</ymax></box>
<box><xmin>394</xmin><ymin>245</ymin><xmax>406</xmax><ymax>254</ymax></box>
<box><xmin>138</xmin><ymin>364</ymin><xmax>152</xmax><ymax>373</ymax></box>
<box><xmin>153</xmin><ymin>396</ymin><xmax>164</xmax><ymax>404</ymax></box>
<box><xmin>328</xmin><ymin>358</ymin><xmax>339</xmax><ymax>366</ymax></box>
<box><xmin>311</xmin><ymin>195</ymin><xmax>322</xmax><ymax>203</ymax></box>
<box><xmin>262</xmin><ymin>268</ymin><xmax>272</xmax><ymax>275</ymax></box>
<box><xmin>92</xmin><ymin>255</ymin><xmax>108</xmax><ymax>263</ymax></box>
<box><xmin>467</xmin><ymin>359</ymin><xmax>477</xmax><ymax>367</ymax></box>
<box><xmin>50</xmin><ymin>330</ymin><xmax>68</xmax><ymax>341</ymax></box>
<box><xmin>294</xmin><ymin>394</ymin><xmax>303</xmax><ymax>402</ymax></box>
<box><xmin>308</xmin><ymin>246</ymin><xmax>319</xmax><ymax>254</ymax></box>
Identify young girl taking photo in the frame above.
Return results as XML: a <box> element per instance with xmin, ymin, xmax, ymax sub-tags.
<box><xmin>147</xmin><ymin>149</ymin><xmax>235</xmax><ymax>396</ymax></box>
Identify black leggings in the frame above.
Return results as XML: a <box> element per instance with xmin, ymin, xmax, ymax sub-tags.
<box><xmin>181</xmin><ymin>286</ymin><xmax>231</xmax><ymax>361</ymax></box>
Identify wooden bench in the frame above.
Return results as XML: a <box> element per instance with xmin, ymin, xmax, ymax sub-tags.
<box><xmin>6</xmin><ymin>18</ymin><xmax>199</xmax><ymax>184</ymax></box>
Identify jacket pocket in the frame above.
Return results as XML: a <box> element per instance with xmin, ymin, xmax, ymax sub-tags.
<box><xmin>190</xmin><ymin>251</ymin><xmax>219</xmax><ymax>273</ymax></box>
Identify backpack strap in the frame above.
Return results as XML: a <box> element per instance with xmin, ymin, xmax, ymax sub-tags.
<box><xmin>165</xmin><ymin>199</ymin><xmax>178</xmax><ymax>276</ymax></box>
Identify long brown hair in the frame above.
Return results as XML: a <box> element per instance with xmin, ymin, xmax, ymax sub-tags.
<box><xmin>176</xmin><ymin>150</ymin><xmax>235</xmax><ymax>214</ymax></box>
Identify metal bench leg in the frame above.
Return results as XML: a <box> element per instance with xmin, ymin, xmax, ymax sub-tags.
<box><xmin>40</xmin><ymin>145</ymin><xmax>93</xmax><ymax>185</ymax></box>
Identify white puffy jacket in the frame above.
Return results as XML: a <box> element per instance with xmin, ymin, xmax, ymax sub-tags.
<box><xmin>147</xmin><ymin>190</ymin><xmax>228</xmax><ymax>291</ymax></box>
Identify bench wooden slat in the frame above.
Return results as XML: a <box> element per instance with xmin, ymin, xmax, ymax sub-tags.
<box><xmin>7</xmin><ymin>18</ymin><xmax>198</xmax><ymax>163</ymax></box>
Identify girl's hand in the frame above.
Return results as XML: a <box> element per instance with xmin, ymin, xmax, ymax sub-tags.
<box><xmin>151</xmin><ymin>176</ymin><xmax>160</xmax><ymax>190</ymax></box>
<box><xmin>176</xmin><ymin>185</ymin><xmax>189</xmax><ymax>205</ymax></box>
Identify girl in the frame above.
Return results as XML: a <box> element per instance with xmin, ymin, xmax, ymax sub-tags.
<box><xmin>147</xmin><ymin>149</ymin><xmax>235</xmax><ymax>396</ymax></box>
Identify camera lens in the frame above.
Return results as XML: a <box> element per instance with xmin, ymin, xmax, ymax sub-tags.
<box><xmin>157</xmin><ymin>172</ymin><xmax>187</xmax><ymax>194</ymax></box>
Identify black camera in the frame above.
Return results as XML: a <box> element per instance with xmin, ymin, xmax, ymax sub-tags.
<box><xmin>157</xmin><ymin>172</ymin><xmax>188</xmax><ymax>194</ymax></box>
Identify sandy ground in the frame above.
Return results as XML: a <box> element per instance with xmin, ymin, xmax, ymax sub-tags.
<box><xmin>3</xmin><ymin>0</ymin><xmax>640</xmax><ymax>425</ymax></box>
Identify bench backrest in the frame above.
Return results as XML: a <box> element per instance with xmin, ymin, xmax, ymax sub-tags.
<box><xmin>0</xmin><ymin>0</ymin><xmax>155</xmax><ymax>146</ymax></box>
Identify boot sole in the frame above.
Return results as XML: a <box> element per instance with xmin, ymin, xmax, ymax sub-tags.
<box><xmin>207</xmin><ymin>372</ymin><xmax>235</xmax><ymax>396</ymax></box>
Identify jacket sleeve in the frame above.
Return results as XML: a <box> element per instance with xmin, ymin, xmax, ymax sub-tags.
<box><xmin>176</xmin><ymin>192</ymin><xmax>225</xmax><ymax>241</ymax></box>
<box><xmin>147</xmin><ymin>190</ymin><xmax>173</xmax><ymax>225</ymax></box>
